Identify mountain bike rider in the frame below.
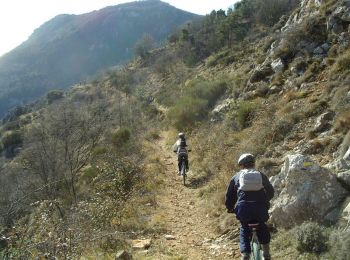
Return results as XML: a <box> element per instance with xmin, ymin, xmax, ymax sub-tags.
<box><xmin>225</xmin><ymin>153</ymin><xmax>274</xmax><ymax>260</ymax></box>
<box><xmin>172</xmin><ymin>132</ymin><xmax>190</xmax><ymax>175</ymax></box>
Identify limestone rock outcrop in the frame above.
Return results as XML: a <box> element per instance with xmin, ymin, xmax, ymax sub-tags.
<box><xmin>270</xmin><ymin>154</ymin><xmax>347</xmax><ymax>228</ymax></box>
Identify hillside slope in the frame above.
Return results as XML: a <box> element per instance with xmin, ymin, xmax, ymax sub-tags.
<box><xmin>0</xmin><ymin>0</ymin><xmax>198</xmax><ymax>117</ymax></box>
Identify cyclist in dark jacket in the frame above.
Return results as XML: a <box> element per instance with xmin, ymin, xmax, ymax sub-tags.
<box><xmin>172</xmin><ymin>132</ymin><xmax>190</xmax><ymax>175</ymax></box>
<box><xmin>225</xmin><ymin>153</ymin><xmax>274</xmax><ymax>260</ymax></box>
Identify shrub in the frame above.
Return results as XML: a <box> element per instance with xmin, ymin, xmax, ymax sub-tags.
<box><xmin>268</xmin><ymin>118</ymin><xmax>294</xmax><ymax>142</ymax></box>
<box><xmin>81</xmin><ymin>166</ymin><xmax>99</xmax><ymax>182</ymax></box>
<box><xmin>206</xmin><ymin>50</ymin><xmax>234</xmax><ymax>67</ymax></box>
<box><xmin>134</xmin><ymin>33</ymin><xmax>155</xmax><ymax>59</ymax></box>
<box><xmin>3</xmin><ymin>120</ymin><xmax>20</xmax><ymax>131</ymax></box>
<box><xmin>146</xmin><ymin>130</ymin><xmax>160</xmax><ymax>140</ymax></box>
<box><xmin>111</xmin><ymin>128</ymin><xmax>131</xmax><ymax>146</ymax></box>
<box><xmin>109</xmin><ymin>70</ymin><xmax>134</xmax><ymax>95</ymax></box>
<box><xmin>299</xmin><ymin>61</ymin><xmax>322</xmax><ymax>84</ymax></box>
<box><xmin>334</xmin><ymin>49</ymin><xmax>350</xmax><ymax>72</ymax></box>
<box><xmin>206</xmin><ymin>54</ymin><xmax>221</xmax><ymax>67</ymax></box>
<box><xmin>295</xmin><ymin>222</ymin><xmax>328</xmax><ymax>254</ymax></box>
<box><xmin>168</xmin><ymin>96</ymin><xmax>208</xmax><ymax>130</ymax></box>
<box><xmin>236</xmin><ymin>100</ymin><xmax>260</xmax><ymax>129</ymax></box>
<box><xmin>187</xmin><ymin>80</ymin><xmax>227</xmax><ymax>107</ymax></box>
<box><xmin>46</xmin><ymin>90</ymin><xmax>64</xmax><ymax>104</ymax></box>
<box><xmin>1</xmin><ymin>105</ymin><xmax>27</xmax><ymax>124</ymax></box>
<box><xmin>327</xmin><ymin>229</ymin><xmax>350</xmax><ymax>260</ymax></box>
<box><xmin>273</xmin><ymin>16</ymin><xmax>327</xmax><ymax>60</ymax></box>
<box><xmin>304</xmin><ymin>99</ymin><xmax>328</xmax><ymax>117</ymax></box>
<box><xmin>167</xmin><ymin>79</ymin><xmax>227</xmax><ymax>130</ymax></box>
<box><xmin>92</xmin><ymin>146</ymin><xmax>109</xmax><ymax>156</ymax></box>
<box><xmin>256</xmin><ymin>0</ymin><xmax>299</xmax><ymax>26</ymax></box>
<box><xmin>256</xmin><ymin>158</ymin><xmax>280</xmax><ymax>175</ymax></box>
<box><xmin>333</xmin><ymin>110</ymin><xmax>350</xmax><ymax>134</ymax></box>
<box><xmin>1</xmin><ymin>131</ymin><xmax>22</xmax><ymax>158</ymax></box>
<box><xmin>2</xmin><ymin>131</ymin><xmax>22</xmax><ymax>150</ymax></box>
<box><xmin>271</xmin><ymin>72</ymin><xmax>285</xmax><ymax>86</ymax></box>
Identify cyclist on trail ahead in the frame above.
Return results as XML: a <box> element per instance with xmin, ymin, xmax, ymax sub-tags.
<box><xmin>225</xmin><ymin>153</ymin><xmax>274</xmax><ymax>260</ymax></box>
<box><xmin>172</xmin><ymin>132</ymin><xmax>190</xmax><ymax>175</ymax></box>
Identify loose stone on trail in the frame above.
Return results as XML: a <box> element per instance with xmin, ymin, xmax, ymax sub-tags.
<box><xmin>132</xmin><ymin>239</ymin><xmax>152</xmax><ymax>250</ymax></box>
<box><xmin>164</xmin><ymin>234</ymin><xmax>176</xmax><ymax>240</ymax></box>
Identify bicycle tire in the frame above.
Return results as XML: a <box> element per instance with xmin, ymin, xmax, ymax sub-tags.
<box><xmin>251</xmin><ymin>240</ymin><xmax>262</xmax><ymax>260</ymax></box>
<box><xmin>181</xmin><ymin>161</ymin><xmax>186</xmax><ymax>185</ymax></box>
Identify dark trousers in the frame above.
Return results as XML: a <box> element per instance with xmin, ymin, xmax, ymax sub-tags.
<box><xmin>177</xmin><ymin>154</ymin><xmax>188</xmax><ymax>172</ymax></box>
<box><xmin>239</xmin><ymin>221</ymin><xmax>270</xmax><ymax>253</ymax></box>
<box><xmin>234</xmin><ymin>201</ymin><xmax>270</xmax><ymax>253</ymax></box>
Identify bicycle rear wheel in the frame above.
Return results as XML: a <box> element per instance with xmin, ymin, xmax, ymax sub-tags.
<box><xmin>181</xmin><ymin>161</ymin><xmax>186</xmax><ymax>185</ymax></box>
<box><xmin>251</xmin><ymin>240</ymin><xmax>262</xmax><ymax>260</ymax></box>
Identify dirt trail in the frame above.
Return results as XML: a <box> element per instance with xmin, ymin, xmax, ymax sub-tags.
<box><xmin>140</xmin><ymin>133</ymin><xmax>241</xmax><ymax>259</ymax></box>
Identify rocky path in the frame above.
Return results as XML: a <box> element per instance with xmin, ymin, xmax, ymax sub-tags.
<box><xmin>135</xmin><ymin>133</ymin><xmax>241</xmax><ymax>259</ymax></box>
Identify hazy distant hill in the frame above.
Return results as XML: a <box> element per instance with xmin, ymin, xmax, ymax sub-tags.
<box><xmin>0</xmin><ymin>0</ymin><xmax>198</xmax><ymax>117</ymax></box>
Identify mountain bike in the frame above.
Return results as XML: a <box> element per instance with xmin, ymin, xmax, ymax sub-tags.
<box><xmin>179</xmin><ymin>155</ymin><xmax>187</xmax><ymax>186</ymax></box>
<box><xmin>249</xmin><ymin>223</ymin><xmax>262</xmax><ymax>260</ymax></box>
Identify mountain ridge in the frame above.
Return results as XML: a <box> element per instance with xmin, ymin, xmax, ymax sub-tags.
<box><xmin>0</xmin><ymin>0</ymin><xmax>199</xmax><ymax>117</ymax></box>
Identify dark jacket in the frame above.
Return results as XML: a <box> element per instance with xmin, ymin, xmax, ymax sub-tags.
<box><xmin>225</xmin><ymin>169</ymin><xmax>274</xmax><ymax>222</ymax></box>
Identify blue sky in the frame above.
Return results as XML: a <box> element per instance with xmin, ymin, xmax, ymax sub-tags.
<box><xmin>0</xmin><ymin>0</ymin><xmax>239</xmax><ymax>57</ymax></box>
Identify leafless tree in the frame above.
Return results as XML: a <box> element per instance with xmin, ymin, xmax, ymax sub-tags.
<box><xmin>21</xmin><ymin>102</ymin><xmax>106</xmax><ymax>210</ymax></box>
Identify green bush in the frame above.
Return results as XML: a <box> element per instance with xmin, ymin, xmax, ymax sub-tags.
<box><xmin>2</xmin><ymin>131</ymin><xmax>22</xmax><ymax>150</ymax></box>
<box><xmin>266</xmin><ymin>118</ymin><xmax>294</xmax><ymax>143</ymax></box>
<box><xmin>111</xmin><ymin>128</ymin><xmax>131</xmax><ymax>146</ymax></box>
<box><xmin>206</xmin><ymin>55</ymin><xmax>220</xmax><ymax>67</ymax></box>
<box><xmin>304</xmin><ymin>99</ymin><xmax>328</xmax><ymax>117</ymax></box>
<box><xmin>46</xmin><ymin>90</ymin><xmax>64</xmax><ymax>104</ymax></box>
<box><xmin>81</xmin><ymin>166</ymin><xmax>99</xmax><ymax>182</ymax></box>
<box><xmin>187</xmin><ymin>80</ymin><xmax>227</xmax><ymax>107</ymax></box>
<box><xmin>327</xmin><ymin>229</ymin><xmax>350</xmax><ymax>260</ymax></box>
<box><xmin>295</xmin><ymin>222</ymin><xmax>328</xmax><ymax>254</ymax></box>
<box><xmin>256</xmin><ymin>0</ymin><xmax>298</xmax><ymax>26</ymax></box>
<box><xmin>236</xmin><ymin>100</ymin><xmax>260</xmax><ymax>129</ymax></box>
<box><xmin>3</xmin><ymin>120</ymin><xmax>20</xmax><ymax>131</ymax></box>
<box><xmin>155</xmin><ymin>83</ymin><xmax>180</xmax><ymax>106</ymax></box>
<box><xmin>109</xmin><ymin>70</ymin><xmax>134</xmax><ymax>95</ymax></box>
<box><xmin>93</xmin><ymin>146</ymin><xmax>109</xmax><ymax>156</ymax></box>
<box><xmin>167</xmin><ymin>79</ymin><xmax>227</xmax><ymax>130</ymax></box>
<box><xmin>206</xmin><ymin>50</ymin><xmax>232</xmax><ymax>67</ymax></box>
<box><xmin>168</xmin><ymin>96</ymin><xmax>208</xmax><ymax>130</ymax></box>
<box><xmin>134</xmin><ymin>33</ymin><xmax>155</xmax><ymax>59</ymax></box>
<box><xmin>334</xmin><ymin>50</ymin><xmax>350</xmax><ymax>72</ymax></box>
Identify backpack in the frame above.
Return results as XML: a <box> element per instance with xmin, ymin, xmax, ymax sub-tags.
<box><xmin>180</xmin><ymin>138</ymin><xmax>187</xmax><ymax>147</ymax></box>
<box><xmin>238</xmin><ymin>169</ymin><xmax>263</xmax><ymax>191</ymax></box>
<box><xmin>177</xmin><ymin>146</ymin><xmax>188</xmax><ymax>156</ymax></box>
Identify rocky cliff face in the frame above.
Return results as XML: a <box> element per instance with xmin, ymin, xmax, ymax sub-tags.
<box><xmin>211</xmin><ymin>0</ymin><xmax>350</xmax><ymax>229</ymax></box>
<box><xmin>259</xmin><ymin>0</ymin><xmax>350</xmax><ymax>228</ymax></box>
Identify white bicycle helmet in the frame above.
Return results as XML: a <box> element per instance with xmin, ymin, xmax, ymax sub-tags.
<box><xmin>178</xmin><ymin>132</ymin><xmax>185</xmax><ymax>138</ymax></box>
<box><xmin>238</xmin><ymin>153</ymin><xmax>255</xmax><ymax>166</ymax></box>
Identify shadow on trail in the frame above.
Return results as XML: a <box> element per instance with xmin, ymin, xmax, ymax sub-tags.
<box><xmin>186</xmin><ymin>171</ymin><xmax>213</xmax><ymax>189</ymax></box>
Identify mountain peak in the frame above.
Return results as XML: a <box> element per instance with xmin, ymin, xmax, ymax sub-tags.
<box><xmin>0</xmin><ymin>1</ymin><xmax>198</xmax><ymax>117</ymax></box>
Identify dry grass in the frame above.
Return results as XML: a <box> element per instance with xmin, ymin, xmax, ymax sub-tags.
<box><xmin>333</xmin><ymin>111</ymin><xmax>350</xmax><ymax>134</ymax></box>
<box><xmin>332</xmin><ymin>49</ymin><xmax>350</xmax><ymax>73</ymax></box>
